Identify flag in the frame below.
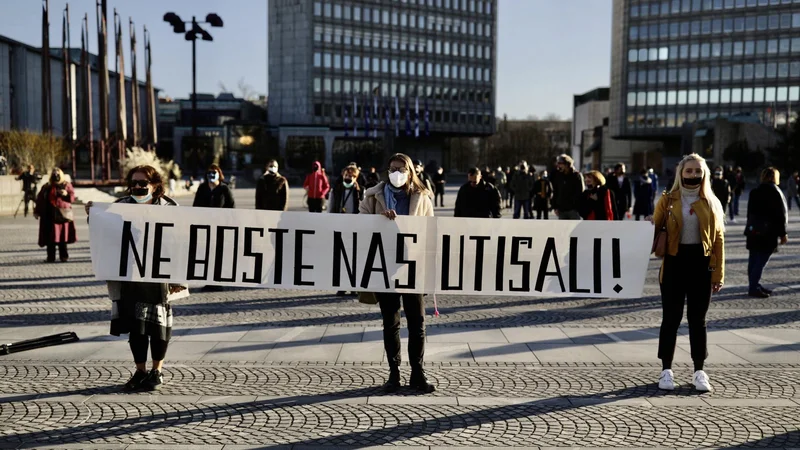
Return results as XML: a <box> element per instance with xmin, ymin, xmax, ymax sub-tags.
<box><xmin>394</xmin><ymin>96</ymin><xmax>400</xmax><ymax>137</ymax></box>
<box><xmin>405</xmin><ymin>96</ymin><xmax>411</xmax><ymax>136</ymax></box>
<box><xmin>81</xmin><ymin>14</ymin><xmax>95</xmax><ymax>182</ymax></box>
<box><xmin>42</xmin><ymin>0</ymin><xmax>52</xmax><ymax>134</ymax></box>
<box><xmin>115</xmin><ymin>10</ymin><xmax>128</xmax><ymax>143</ymax></box>
<box><xmin>372</xmin><ymin>95</ymin><xmax>378</xmax><ymax>138</ymax></box>
<box><xmin>61</xmin><ymin>5</ymin><xmax>71</xmax><ymax>140</ymax></box>
<box><xmin>97</xmin><ymin>0</ymin><xmax>110</xmax><ymax>179</ymax></box>
<box><xmin>353</xmin><ymin>95</ymin><xmax>357</xmax><ymax>136</ymax></box>
<box><xmin>129</xmin><ymin>18</ymin><xmax>140</xmax><ymax>147</ymax></box>
<box><xmin>384</xmin><ymin>98</ymin><xmax>390</xmax><ymax>133</ymax></box>
<box><xmin>144</xmin><ymin>26</ymin><xmax>157</xmax><ymax>145</ymax></box>
<box><xmin>344</xmin><ymin>97</ymin><xmax>349</xmax><ymax>137</ymax></box>
<box><xmin>424</xmin><ymin>98</ymin><xmax>430</xmax><ymax>136</ymax></box>
<box><xmin>414</xmin><ymin>97</ymin><xmax>419</xmax><ymax>138</ymax></box>
<box><xmin>364</xmin><ymin>94</ymin><xmax>370</xmax><ymax>137</ymax></box>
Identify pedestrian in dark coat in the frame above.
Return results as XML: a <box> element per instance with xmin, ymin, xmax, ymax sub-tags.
<box><xmin>633</xmin><ymin>169</ymin><xmax>655</xmax><ymax>220</ymax></box>
<box><xmin>454</xmin><ymin>167</ymin><xmax>502</xmax><ymax>218</ymax></box>
<box><xmin>255</xmin><ymin>160</ymin><xmax>289</xmax><ymax>211</ymax></box>
<box><xmin>34</xmin><ymin>168</ymin><xmax>77</xmax><ymax>262</ymax></box>
<box><xmin>579</xmin><ymin>170</ymin><xmax>617</xmax><ymax>221</ymax></box>
<box><xmin>607</xmin><ymin>163</ymin><xmax>632</xmax><ymax>220</ymax></box>
<box><xmin>193</xmin><ymin>164</ymin><xmax>235</xmax><ymax>208</ymax></box>
<box><xmin>745</xmin><ymin>167</ymin><xmax>789</xmax><ymax>298</ymax></box>
<box><xmin>711</xmin><ymin>167</ymin><xmax>731</xmax><ymax>214</ymax></box>
<box><xmin>531</xmin><ymin>171</ymin><xmax>553</xmax><ymax>219</ymax></box>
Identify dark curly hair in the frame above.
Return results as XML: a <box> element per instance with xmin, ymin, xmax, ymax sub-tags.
<box><xmin>125</xmin><ymin>165</ymin><xmax>165</xmax><ymax>199</ymax></box>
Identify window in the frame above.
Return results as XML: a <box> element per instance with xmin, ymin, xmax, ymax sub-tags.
<box><xmin>746</xmin><ymin>16</ymin><xmax>756</xmax><ymax>31</ymax></box>
<box><xmin>701</xmin><ymin>43</ymin><xmax>710</xmax><ymax>58</ymax></box>
<box><xmin>734</xmin><ymin>41</ymin><xmax>743</xmax><ymax>56</ymax></box>
<box><xmin>668</xmin><ymin>91</ymin><xmax>677</xmax><ymax>105</ymax></box>
<box><xmin>710</xmin><ymin>89</ymin><xmax>720</xmax><ymax>103</ymax></box>
<box><xmin>639</xmin><ymin>48</ymin><xmax>649</xmax><ymax>61</ymax></box>
<box><xmin>778</xmin><ymin>87</ymin><xmax>788</xmax><ymax>102</ymax></box>
<box><xmin>744</xmin><ymin>63</ymin><xmax>754</xmax><ymax>79</ymax></box>
<box><xmin>699</xmin><ymin>89</ymin><xmax>709</xmax><ymax>104</ymax></box>
<box><xmin>628</xmin><ymin>92</ymin><xmax>636</xmax><ymax>107</ymax></box>
<box><xmin>779</xmin><ymin>62</ymin><xmax>789</xmax><ymax>77</ymax></box>
<box><xmin>768</xmin><ymin>39</ymin><xmax>778</xmax><ymax>54</ymax></box>
<box><xmin>354</xmin><ymin>6</ymin><xmax>361</xmax><ymax>20</ymax></box>
<box><xmin>732</xmin><ymin>64</ymin><xmax>742</xmax><ymax>80</ymax></box>
<box><xmin>765</xmin><ymin>87</ymin><xmax>776</xmax><ymax>102</ymax></box>
<box><xmin>323</xmin><ymin>3</ymin><xmax>331</xmax><ymax>17</ymax></box>
<box><xmin>323</xmin><ymin>53</ymin><xmax>332</xmax><ymax>68</ymax></box>
<box><xmin>767</xmin><ymin>63</ymin><xmax>777</xmax><ymax>78</ymax></box>
<box><xmin>769</xmin><ymin>14</ymin><xmax>779</xmax><ymax>29</ymax></box>
<box><xmin>314</xmin><ymin>52</ymin><xmax>321</xmax><ymax>67</ymax></box>
<box><xmin>314</xmin><ymin>78</ymin><xmax>321</xmax><ymax>93</ymax></box>
<box><xmin>314</xmin><ymin>2</ymin><xmax>322</xmax><ymax>16</ymax></box>
<box><xmin>678</xmin><ymin>90</ymin><xmax>688</xmax><ymax>104</ymax></box>
<box><xmin>334</xmin><ymin>54</ymin><xmax>341</xmax><ymax>69</ymax></box>
<box><xmin>720</xmin><ymin>88</ymin><xmax>730</xmax><ymax>103</ymax></box>
<box><xmin>334</xmin><ymin>4</ymin><xmax>342</xmax><ymax>18</ymax></box>
<box><xmin>401</xmin><ymin>13</ymin><xmax>407</xmax><ymax>26</ymax></box>
<box><xmin>742</xmin><ymin>88</ymin><xmax>753</xmax><ymax>103</ymax></box>
<box><xmin>731</xmin><ymin>88</ymin><xmax>741</xmax><ymax>103</ymax></box>
<box><xmin>659</xmin><ymin>47</ymin><xmax>669</xmax><ymax>60</ymax></box>
<box><xmin>689</xmin><ymin>90</ymin><xmax>698</xmax><ymax>104</ymax></box>
<box><xmin>755</xmin><ymin>63</ymin><xmax>765</xmax><ymax>78</ymax></box>
<box><xmin>637</xmin><ymin>92</ymin><xmax>647</xmax><ymax>106</ymax></box>
<box><xmin>353</xmin><ymin>56</ymin><xmax>361</xmax><ymax>71</ymax></box>
<box><xmin>344</xmin><ymin>55</ymin><xmax>351</xmax><ymax>70</ymax></box>
<box><xmin>754</xmin><ymin>87</ymin><xmax>765</xmax><ymax>102</ymax></box>
<box><xmin>712</xmin><ymin>42</ymin><xmax>722</xmax><ymax>57</ymax></box>
<box><xmin>780</xmin><ymin>38</ymin><xmax>791</xmax><ymax>53</ymax></box>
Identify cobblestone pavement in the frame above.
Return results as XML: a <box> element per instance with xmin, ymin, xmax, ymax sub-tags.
<box><xmin>1</xmin><ymin>195</ymin><xmax>800</xmax><ymax>448</ymax></box>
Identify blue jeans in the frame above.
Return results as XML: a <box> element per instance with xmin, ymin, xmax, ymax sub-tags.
<box><xmin>514</xmin><ymin>199</ymin><xmax>531</xmax><ymax>219</ymax></box>
<box><xmin>730</xmin><ymin>194</ymin><xmax>741</xmax><ymax>218</ymax></box>
<box><xmin>748</xmin><ymin>250</ymin><xmax>772</xmax><ymax>292</ymax></box>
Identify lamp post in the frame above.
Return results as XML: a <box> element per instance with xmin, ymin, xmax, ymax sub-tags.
<box><xmin>163</xmin><ymin>12</ymin><xmax>223</xmax><ymax>171</ymax></box>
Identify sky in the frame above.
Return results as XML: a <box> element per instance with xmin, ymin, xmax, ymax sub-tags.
<box><xmin>0</xmin><ymin>0</ymin><xmax>611</xmax><ymax>119</ymax></box>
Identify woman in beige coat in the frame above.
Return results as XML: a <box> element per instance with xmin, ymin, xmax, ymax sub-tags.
<box><xmin>359</xmin><ymin>153</ymin><xmax>435</xmax><ymax>393</ymax></box>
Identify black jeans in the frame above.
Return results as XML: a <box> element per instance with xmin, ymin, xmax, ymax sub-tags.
<box><xmin>659</xmin><ymin>244</ymin><xmax>712</xmax><ymax>366</ymax></box>
<box><xmin>129</xmin><ymin>333</ymin><xmax>169</xmax><ymax>364</ymax></box>
<box><xmin>23</xmin><ymin>191</ymin><xmax>35</xmax><ymax>216</ymax></box>
<box><xmin>748</xmin><ymin>250</ymin><xmax>772</xmax><ymax>292</ymax></box>
<box><xmin>536</xmin><ymin>209</ymin><xmax>549</xmax><ymax>220</ymax></box>
<box><xmin>376</xmin><ymin>293</ymin><xmax>425</xmax><ymax>372</ymax></box>
<box><xmin>307</xmin><ymin>198</ymin><xmax>323</xmax><ymax>213</ymax></box>
<box><xmin>435</xmin><ymin>188</ymin><xmax>445</xmax><ymax>207</ymax></box>
<box><xmin>46</xmin><ymin>243</ymin><xmax>68</xmax><ymax>261</ymax></box>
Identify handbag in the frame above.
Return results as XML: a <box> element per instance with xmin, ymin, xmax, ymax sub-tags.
<box><xmin>651</xmin><ymin>196</ymin><xmax>672</xmax><ymax>258</ymax></box>
<box><xmin>53</xmin><ymin>206</ymin><xmax>74</xmax><ymax>224</ymax></box>
<box><xmin>357</xmin><ymin>292</ymin><xmax>378</xmax><ymax>305</ymax></box>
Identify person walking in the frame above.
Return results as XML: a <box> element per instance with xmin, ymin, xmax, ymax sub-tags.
<box><xmin>505</xmin><ymin>166</ymin><xmax>516</xmax><ymax>209</ymax></box>
<box><xmin>359</xmin><ymin>153</ymin><xmax>435</xmax><ymax>394</ymax></box>
<box><xmin>454</xmin><ymin>167</ymin><xmax>502</xmax><ymax>218</ymax></box>
<box><xmin>607</xmin><ymin>163</ymin><xmax>632</xmax><ymax>220</ymax></box>
<box><xmin>34</xmin><ymin>168</ymin><xmax>77</xmax><ymax>262</ymax></box>
<box><xmin>193</xmin><ymin>164</ymin><xmax>235</xmax><ymax>208</ymax></box>
<box><xmin>711</xmin><ymin>167</ymin><xmax>731</xmax><ymax>216</ymax></box>
<box><xmin>729</xmin><ymin>167</ymin><xmax>745</xmax><ymax>222</ymax></box>
<box><xmin>633</xmin><ymin>169</ymin><xmax>655</xmax><ymax>221</ymax></box>
<box><xmin>509</xmin><ymin>161</ymin><xmax>534</xmax><ymax>219</ymax></box>
<box><xmin>303</xmin><ymin>161</ymin><xmax>330</xmax><ymax>213</ymax></box>
<box><xmin>579</xmin><ymin>171</ymin><xmax>617</xmax><ymax>221</ymax></box>
<box><xmin>85</xmin><ymin>165</ymin><xmax>187</xmax><ymax>391</ymax></box>
<box><xmin>552</xmin><ymin>154</ymin><xmax>585</xmax><ymax>220</ymax></box>
<box><xmin>648</xmin><ymin>167</ymin><xmax>660</xmax><ymax>199</ymax></box>
<box><xmin>649</xmin><ymin>153</ymin><xmax>725</xmax><ymax>393</ymax></box>
<box><xmin>329</xmin><ymin>165</ymin><xmax>364</xmax><ymax>297</ymax></box>
<box><xmin>415</xmin><ymin>160</ymin><xmax>436</xmax><ymax>197</ymax></box>
<box><xmin>493</xmin><ymin>166</ymin><xmax>507</xmax><ymax>208</ymax></box>
<box><xmin>16</xmin><ymin>164</ymin><xmax>39</xmax><ymax>217</ymax></box>
<box><xmin>532</xmin><ymin>171</ymin><xmax>553</xmax><ymax>220</ymax></box>
<box><xmin>431</xmin><ymin>166</ymin><xmax>447</xmax><ymax>207</ymax></box>
<box><xmin>255</xmin><ymin>160</ymin><xmax>289</xmax><ymax>211</ymax></box>
<box><xmin>745</xmin><ymin>167</ymin><xmax>789</xmax><ymax>298</ymax></box>
<box><xmin>786</xmin><ymin>171</ymin><xmax>800</xmax><ymax>212</ymax></box>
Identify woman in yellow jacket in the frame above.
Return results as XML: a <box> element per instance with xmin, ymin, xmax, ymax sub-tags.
<box><xmin>649</xmin><ymin>153</ymin><xmax>725</xmax><ymax>393</ymax></box>
<box><xmin>360</xmin><ymin>153</ymin><xmax>435</xmax><ymax>394</ymax></box>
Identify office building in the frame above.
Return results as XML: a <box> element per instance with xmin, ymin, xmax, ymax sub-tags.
<box><xmin>572</xmin><ymin>88</ymin><xmax>610</xmax><ymax>169</ymax></box>
<box><xmin>609</xmin><ymin>0</ymin><xmax>800</xmax><ymax>168</ymax></box>
<box><xmin>268</xmin><ymin>0</ymin><xmax>497</xmax><ymax>170</ymax></box>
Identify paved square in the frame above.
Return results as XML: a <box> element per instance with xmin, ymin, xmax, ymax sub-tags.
<box><xmin>1</xmin><ymin>189</ymin><xmax>799</xmax><ymax>448</ymax></box>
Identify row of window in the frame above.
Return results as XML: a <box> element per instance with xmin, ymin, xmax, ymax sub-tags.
<box><xmin>312</xmin><ymin>102</ymin><xmax>493</xmax><ymax>127</ymax></box>
<box><xmin>625</xmin><ymin>109</ymin><xmax>789</xmax><ymax>129</ymax></box>
<box><xmin>314</xmin><ymin>26</ymin><xmax>492</xmax><ymax>60</ymax></box>
<box><xmin>313</xmin><ymin>53</ymin><xmax>492</xmax><ymax>83</ymax></box>
<box><xmin>629</xmin><ymin>62</ymin><xmax>800</xmax><ymax>85</ymax></box>
<box><xmin>627</xmin><ymin>85</ymin><xmax>800</xmax><ymax>107</ymax></box>
<box><xmin>312</xmin><ymin>78</ymin><xmax>492</xmax><ymax>103</ymax></box>
<box><xmin>630</xmin><ymin>38</ymin><xmax>800</xmax><ymax>63</ymax></box>
<box><xmin>629</xmin><ymin>38</ymin><xmax>800</xmax><ymax>64</ymax></box>
<box><xmin>631</xmin><ymin>0</ymin><xmax>798</xmax><ymax>19</ymax></box>
<box><xmin>314</xmin><ymin>2</ymin><xmax>492</xmax><ymax>36</ymax></box>
<box><xmin>629</xmin><ymin>13</ymin><xmax>800</xmax><ymax>40</ymax></box>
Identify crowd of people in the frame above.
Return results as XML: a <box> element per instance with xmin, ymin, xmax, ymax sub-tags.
<box><xmin>11</xmin><ymin>150</ymin><xmax>793</xmax><ymax>396</ymax></box>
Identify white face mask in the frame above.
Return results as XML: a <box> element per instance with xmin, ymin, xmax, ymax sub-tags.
<box><xmin>267</xmin><ymin>166</ymin><xmax>278</xmax><ymax>174</ymax></box>
<box><xmin>133</xmin><ymin>193</ymin><xmax>153</xmax><ymax>204</ymax></box>
<box><xmin>389</xmin><ymin>171</ymin><xmax>408</xmax><ymax>188</ymax></box>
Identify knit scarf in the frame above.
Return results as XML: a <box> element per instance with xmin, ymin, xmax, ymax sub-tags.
<box><xmin>384</xmin><ymin>182</ymin><xmax>403</xmax><ymax>211</ymax></box>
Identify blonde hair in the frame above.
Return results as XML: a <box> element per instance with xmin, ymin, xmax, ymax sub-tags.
<box><xmin>670</xmin><ymin>153</ymin><xmax>726</xmax><ymax>232</ymax></box>
<box><xmin>49</xmin><ymin>167</ymin><xmax>65</xmax><ymax>185</ymax></box>
<box><xmin>342</xmin><ymin>165</ymin><xmax>360</xmax><ymax>179</ymax></box>
<box><xmin>585</xmin><ymin>170</ymin><xmax>606</xmax><ymax>187</ymax></box>
<box><xmin>388</xmin><ymin>153</ymin><xmax>429</xmax><ymax>195</ymax></box>
<box><xmin>760</xmin><ymin>167</ymin><xmax>779</xmax><ymax>185</ymax></box>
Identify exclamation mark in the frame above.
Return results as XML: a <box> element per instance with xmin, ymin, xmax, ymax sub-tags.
<box><xmin>612</xmin><ymin>238</ymin><xmax>623</xmax><ymax>293</ymax></box>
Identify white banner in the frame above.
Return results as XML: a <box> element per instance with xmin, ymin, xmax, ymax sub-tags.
<box><xmin>89</xmin><ymin>204</ymin><xmax>652</xmax><ymax>298</ymax></box>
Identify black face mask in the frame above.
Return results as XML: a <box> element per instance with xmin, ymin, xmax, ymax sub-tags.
<box><xmin>683</xmin><ymin>177</ymin><xmax>702</xmax><ymax>187</ymax></box>
<box><xmin>131</xmin><ymin>187</ymin><xmax>149</xmax><ymax>196</ymax></box>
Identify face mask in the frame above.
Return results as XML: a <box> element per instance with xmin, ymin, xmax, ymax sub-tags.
<box><xmin>683</xmin><ymin>177</ymin><xmax>702</xmax><ymax>187</ymax></box>
<box><xmin>267</xmin><ymin>167</ymin><xmax>278</xmax><ymax>174</ymax></box>
<box><xmin>389</xmin><ymin>171</ymin><xmax>408</xmax><ymax>188</ymax></box>
<box><xmin>519</xmin><ymin>166</ymin><xmax>526</xmax><ymax>171</ymax></box>
<box><xmin>714</xmin><ymin>172</ymin><xmax>723</xmax><ymax>178</ymax></box>
<box><xmin>131</xmin><ymin>187</ymin><xmax>152</xmax><ymax>203</ymax></box>
<box><xmin>207</xmin><ymin>172</ymin><xmax>219</xmax><ymax>183</ymax></box>
<box><xmin>343</xmin><ymin>179</ymin><xmax>354</xmax><ymax>188</ymax></box>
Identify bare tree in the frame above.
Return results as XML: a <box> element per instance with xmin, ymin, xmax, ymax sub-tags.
<box><xmin>543</xmin><ymin>112</ymin><xmax>563</xmax><ymax>121</ymax></box>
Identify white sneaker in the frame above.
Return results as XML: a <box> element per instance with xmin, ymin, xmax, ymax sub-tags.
<box><xmin>693</xmin><ymin>370</ymin><xmax>712</xmax><ymax>392</ymax></box>
<box><xmin>658</xmin><ymin>369</ymin><xmax>675</xmax><ymax>391</ymax></box>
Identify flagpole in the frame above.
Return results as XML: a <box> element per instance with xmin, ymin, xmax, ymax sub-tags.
<box><xmin>82</xmin><ymin>14</ymin><xmax>95</xmax><ymax>182</ymax></box>
<box><xmin>97</xmin><ymin>0</ymin><xmax>110</xmax><ymax>181</ymax></box>
<box><xmin>114</xmin><ymin>9</ymin><xmax>127</xmax><ymax>178</ymax></box>
<box><xmin>42</xmin><ymin>0</ymin><xmax>52</xmax><ymax>135</ymax></box>
<box><xmin>129</xmin><ymin>18</ymin><xmax>140</xmax><ymax>148</ymax></box>
<box><xmin>62</xmin><ymin>4</ymin><xmax>75</xmax><ymax>177</ymax></box>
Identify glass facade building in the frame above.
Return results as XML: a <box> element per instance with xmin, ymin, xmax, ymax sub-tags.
<box><xmin>610</xmin><ymin>0</ymin><xmax>800</xmax><ymax>139</ymax></box>
<box><xmin>269</xmin><ymin>0</ymin><xmax>497</xmax><ymax>136</ymax></box>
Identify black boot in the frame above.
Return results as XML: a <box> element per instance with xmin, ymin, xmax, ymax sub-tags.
<box><xmin>383</xmin><ymin>369</ymin><xmax>401</xmax><ymax>393</ymax></box>
<box><xmin>409</xmin><ymin>369</ymin><xmax>435</xmax><ymax>394</ymax></box>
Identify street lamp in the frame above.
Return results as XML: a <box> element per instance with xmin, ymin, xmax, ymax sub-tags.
<box><xmin>163</xmin><ymin>12</ymin><xmax>223</xmax><ymax>169</ymax></box>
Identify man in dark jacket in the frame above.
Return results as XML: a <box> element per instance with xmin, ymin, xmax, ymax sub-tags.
<box><xmin>746</xmin><ymin>167</ymin><xmax>789</xmax><ymax>298</ymax></box>
<box><xmin>255</xmin><ymin>160</ymin><xmax>289</xmax><ymax>211</ymax></box>
<box><xmin>16</xmin><ymin>164</ymin><xmax>40</xmax><ymax>217</ymax></box>
<box><xmin>454</xmin><ymin>167</ymin><xmax>501</xmax><ymax>218</ymax></box>
<box><xmin>552</xmin><ymin>154</ymin><xmax>584</xmax><ymax>220</ymax></box>
<box><xmin>607</xmin><ymin>163</ymin><xmax>632</xmax><ymax>220</ymax></box>
<box><xmin>729</xmin><ymin>166</ymin><xmax>745</xmax><ymax>222</ymax></box>
<box><xmin>431</xmin><ymin>167</ymin><xmax>447</xmax><ymax>207</ymax></box>
<box><xmin>710</xmin><ymin>167</ymin><xmax>731</xmax><ymax>214</ymax></box>
<box><xmin>415</xmin><ymin>160</ymin><xmax>436</xmax><ymax>196</ymax></box>
<box><xmin>532</xmin><ymin>171</ymin><xmax>553</xmax><ymax>220</ymax></box>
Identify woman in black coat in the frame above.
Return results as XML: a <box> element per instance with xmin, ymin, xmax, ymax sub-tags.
<box><xmin>633</xmin><ymin>169</ymin><xmax>655</xmax><ymax>221</ymax></box>
<box><xmin>745</xmin><ymin>167</ymin><xmax>789</xmax><ymax>298</ymax></box>
<box><xmin>579</xmin><ymin>171</ymin><xmax>617</xmax><ymax>221</ymax></box>
<box><xmin>193</xmin><ymin>164</ymin><xmax>235</xmax><ymax>208</ymax></box>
